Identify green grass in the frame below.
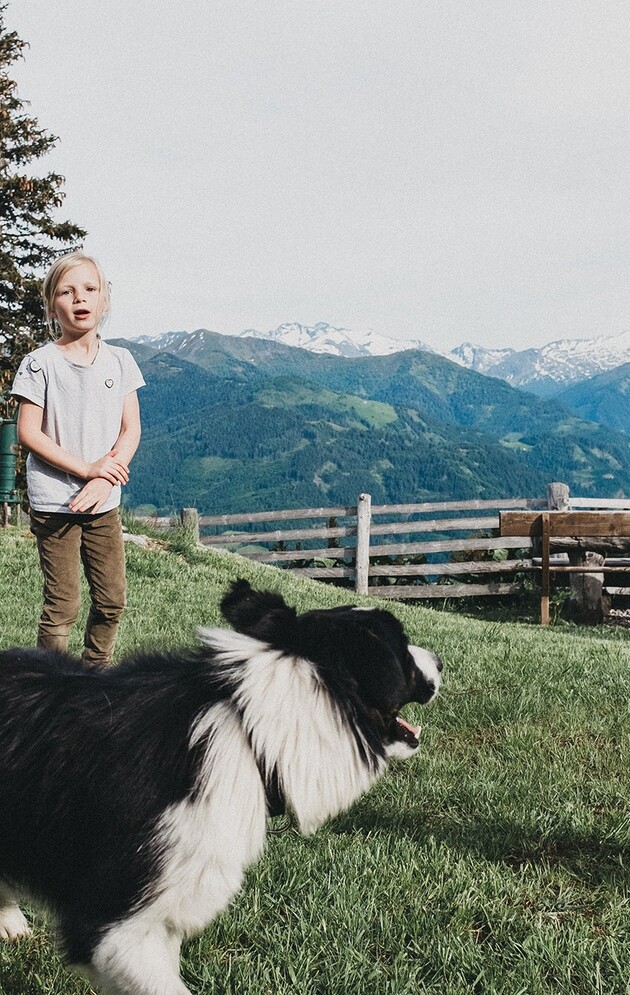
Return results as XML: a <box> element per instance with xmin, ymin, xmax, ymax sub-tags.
<box><xmin>256</xmin><ymin>382</ymin><xmax>399</xmax><ymax>430</ymax></box>
<box><xmin>0</xmin><ymin>527</ymin><xmax>629</xmax><ymax>995</ymax></box>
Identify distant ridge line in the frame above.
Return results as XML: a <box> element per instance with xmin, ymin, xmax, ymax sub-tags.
<box><xmin>129</xmin><ymin>323</ymin><xmax>630</xmax><ymax>394</ymax></box>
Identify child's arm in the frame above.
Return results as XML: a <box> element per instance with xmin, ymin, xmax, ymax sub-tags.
<box><xmin>110</xmin><ymin>391</ymin><xmax>142</xmax><ymax>467</ymax></box>
<box><xmin>17</xmin><ymin>401</ymin><xmax>130</xmax><ymax>485</ymax></box>
<box><xmin>67</xmin><ymin>392</ymin><xmax>141</xmax><ymax>514</ymax></box>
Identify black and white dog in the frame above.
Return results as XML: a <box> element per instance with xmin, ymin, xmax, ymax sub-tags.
<box><xmin>0</xmin><ymin>580</ymin><xmax>442</xmax><ymax>995</ymax></box>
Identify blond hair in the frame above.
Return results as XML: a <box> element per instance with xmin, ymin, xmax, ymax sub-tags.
<box><xmin>42</xmin><ymin>252</ymin><xmax>111</xmax><ymax>336</ymax></box>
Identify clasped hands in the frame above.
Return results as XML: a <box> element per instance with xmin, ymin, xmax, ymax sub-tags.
<box><xmin>68</xmin><ymin>450</ymin><xmax>129</xmax><ymax>514</ymax></box>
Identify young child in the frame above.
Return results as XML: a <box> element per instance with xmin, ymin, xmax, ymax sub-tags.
<box><xmin>11</xmin><ymin>252</ymin><xmax>145</xmax><ymax>667</ymax></box>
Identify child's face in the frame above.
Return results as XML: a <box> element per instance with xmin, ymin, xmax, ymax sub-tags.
<box><xmin>52</xmin><ymin>261</ymin><xmax>108</xmax><ymax>338</ymax></box>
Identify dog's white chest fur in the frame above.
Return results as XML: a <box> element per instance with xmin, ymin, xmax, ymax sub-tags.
<box><xmin>90</xmin><ymin>703</ymin><xmax>268</xmax><ymax>994</ymax></box>
<box><xmin>154</xmin><ymin>702</ymin><xmax>268</xmax><ymax>934</ymax></box>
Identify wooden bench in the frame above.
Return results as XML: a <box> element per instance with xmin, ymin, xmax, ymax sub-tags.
<box><xmin>500</xmin><ymin>511</ymin><xmax>630</xmax><ymax>624</ymax></box>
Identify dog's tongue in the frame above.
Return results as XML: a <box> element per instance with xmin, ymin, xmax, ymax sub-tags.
<box><xmin>396</xmin><ymin>717</ymin><xmax>421</xmax><ymax>739</ymax></box>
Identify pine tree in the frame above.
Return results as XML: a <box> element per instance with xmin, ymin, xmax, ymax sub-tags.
<box><xmin>0</xmin><ymin>2</ymin><xmax>85</xmax><ymax>406</ymax></box>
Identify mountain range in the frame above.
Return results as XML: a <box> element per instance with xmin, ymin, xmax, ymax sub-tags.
<box><xmin>240</xmin><ymin>321</ymin><xmax>434</xmax><ymax>358</ymax></box>
<box><xmin>115</xmin><ymin>329</ymin><xmax>630</xmax><ymax>516</ymax></box>
<box><xmin>135</xmin><ymin>323</ymin><xmax>630</xmax><ymax>396</ymax></box>
<box><xmin>449</xmin><ymin>330</ymin><xmax>630</xmax><ymax>396</ymax></box>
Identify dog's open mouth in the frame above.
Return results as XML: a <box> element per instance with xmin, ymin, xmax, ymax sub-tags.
<box><xmin>394</xmin><ymin>715</ymin><xmax>421</xmax><ymax>748</ymax></box>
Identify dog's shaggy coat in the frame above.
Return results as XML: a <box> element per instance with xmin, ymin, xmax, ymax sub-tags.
<box><xmin>0</xmin><ymin>580</ymin><xmax>442</xmax><ymax>995</ymax></box>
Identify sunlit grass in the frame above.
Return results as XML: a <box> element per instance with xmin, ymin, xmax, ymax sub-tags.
<box><xmin>0</xmin><ymin>527</ymin><xmax>628</xmax><ymax>995</ymax></box>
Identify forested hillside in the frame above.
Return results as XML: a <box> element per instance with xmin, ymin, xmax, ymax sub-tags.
<box><xmin>554</xmin><ymin>363</ymin><xmax>630</xmax><ymax>435</ymax></box>
<box><xmin>115</xmin><ymin>337</ymin><xmax>630</xmax><ymax>514</ymax></box>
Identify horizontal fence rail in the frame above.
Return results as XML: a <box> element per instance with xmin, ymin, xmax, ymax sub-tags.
<box><xmin>194</xmin><ymin>494</ymin><xmax>545</xmax><ymax>599</ymax></box>
<box><xmin>134</xmin><ymin>484</ymin><xmax>630</xmax><ymax>605</ymax></box>
<box><xmin>136</xmin><ymin>484</ymin><xmax>630</xmax><ymax>612</ymax></box>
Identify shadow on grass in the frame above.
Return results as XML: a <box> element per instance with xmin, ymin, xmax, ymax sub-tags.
<box><xmin>332</xmin><ymin>807</ymin><xmax>628</xmax><ymax>888</ymax></box>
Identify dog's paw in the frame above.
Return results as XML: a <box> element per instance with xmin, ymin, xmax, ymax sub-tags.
<box><xmin>0</xmin><ymin>905</ymin><xmax>32</xmax><ymax>941</ymax></box>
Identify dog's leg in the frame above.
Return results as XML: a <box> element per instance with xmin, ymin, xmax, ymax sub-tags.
<box><xmin>87</xmin><ymin>920</ymin><xmax>190</xmax><ymax>995</ymax></box>
<box><xmin>0</xmin><ymin>884</ymin><xmax>31</xmax><ymax>942</ymax></box>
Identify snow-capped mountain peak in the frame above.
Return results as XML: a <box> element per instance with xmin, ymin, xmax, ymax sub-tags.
<box><xmin>452</xmin><ymin>329</ymin><xmax>630</xmax><ymax>394</ymax></box>
<box><xmin>239</xmin><ymin>322</ymin><xmax>434</xmax><ymax>358</ymax></box>
<box><xmin>449</xmin><ymin>342</ymin><xmax>515</xmax><ymax>374</ymax></box>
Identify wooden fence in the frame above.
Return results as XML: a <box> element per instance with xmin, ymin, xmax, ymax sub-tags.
<box><xmin>137</xmin><ymin>482</ymin><xmax>630</xmax><ymax>603</ymax></box>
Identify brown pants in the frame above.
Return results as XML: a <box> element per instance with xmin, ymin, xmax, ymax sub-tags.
<box><xmin>29</xmin><ymin>508</ymin><xmax>126</xmax><ymax>667</ymax></box>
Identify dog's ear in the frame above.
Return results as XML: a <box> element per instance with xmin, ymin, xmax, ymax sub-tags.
<box><xmin>221</xmin><ymin>580</ymin><xmax>297</xmax><ymax>641</ymax></box>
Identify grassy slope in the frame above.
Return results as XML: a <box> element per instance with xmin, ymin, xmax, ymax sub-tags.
<box><xmin>0</xmin><ymin>530</ymin><xmax>629</xmax><ymax>995</ymax></box>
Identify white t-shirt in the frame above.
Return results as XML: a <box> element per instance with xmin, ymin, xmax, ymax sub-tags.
<box><xmin>11</xmin><ymin>340</ymin><xmax>145</xmax><ymax>514</ymax></box>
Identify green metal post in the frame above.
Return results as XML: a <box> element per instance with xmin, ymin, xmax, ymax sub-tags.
<box><xmin>0</xmin><ymin>417</ymin><xmax>20</xmax><ymax>507</ymax></box>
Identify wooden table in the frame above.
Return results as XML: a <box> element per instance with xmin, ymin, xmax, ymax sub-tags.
<box><xmin>500</xmin><ymin>511</ymin><xmax>630</xmax><ymax>625</ymax></box>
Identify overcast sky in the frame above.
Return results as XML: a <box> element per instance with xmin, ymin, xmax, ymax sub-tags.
<box><xmin>7</xmin><ymin>0</ymin><xmax>630</xmax><ymax>351</ymax></box>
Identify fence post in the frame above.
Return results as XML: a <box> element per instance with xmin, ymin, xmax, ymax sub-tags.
<box><xmin>355</xmin><ymin>493</ymin><xmax>371</xmax><ymax>595</ymax></box>
<box><xmin>180</xmin><ymin>507</ymin><xmax>200</xmax><ymax>544</ymax></box>
<box><xmin>547</xmin><ymin>481</ymin><xmax>570</xmax><ymax>510</ymax></box>
<box><xmin>546</xmin><ymin>481</ymin><xmax>608</xmax><ymax>622</ymax></box>
<box><xmin>539</xmin><ymin>481</ymin><xmax>570</xmax><ymax>622</ymax></box>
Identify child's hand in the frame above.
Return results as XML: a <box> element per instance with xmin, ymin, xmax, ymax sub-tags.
<box><xmin>86</xmin><ymin>450</ymin><xmax>129</xmax><ymax>485</ymax></box>
<box><xmin>68</xmin><ymin>479</ymin><xmax>114</xmax><ymax>514</ymax></box>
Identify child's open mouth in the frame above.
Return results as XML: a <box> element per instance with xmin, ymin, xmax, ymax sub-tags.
<box><xmin>74</xmin><ymin>310</ymin><xmax>90</xmax><ymax>318</ymax></box>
